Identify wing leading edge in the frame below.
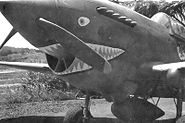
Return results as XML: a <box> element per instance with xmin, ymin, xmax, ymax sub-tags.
<box><xmin>153</xmin><ymin>62</ymin><xmax>185</xmax><ymax>72</ymax></box>
<box><xmin>0</xmin><ymin>61</ymin><xmax>52</xmax><ymax>74</ymax></box>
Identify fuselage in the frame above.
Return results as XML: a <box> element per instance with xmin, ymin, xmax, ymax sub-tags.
<box><xmin>0</xmin><ymin>0</ymin><xmax>181</xmax><ymax>101</ymax></box>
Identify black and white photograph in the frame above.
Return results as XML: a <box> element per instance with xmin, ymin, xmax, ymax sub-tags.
<box><xmin>0</xmin><ymin>0</ymin><xmax>184</xmax><ymax>123</ymax></box>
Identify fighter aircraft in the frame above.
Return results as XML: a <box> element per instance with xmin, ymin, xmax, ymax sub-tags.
<box><xmin>0</xmin><ymin>0</ymin><xmax>185</xmax><ymax>122</ymax></box>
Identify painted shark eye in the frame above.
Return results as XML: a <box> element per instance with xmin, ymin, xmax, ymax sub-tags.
<box><xmin>78</xmin><ymin>17</ymin><xmax>90</xmax><ymax>26</ymax></box>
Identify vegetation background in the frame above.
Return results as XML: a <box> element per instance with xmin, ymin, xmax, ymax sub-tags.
<box><xmin>0</xmin><ymin>47</ymin><xmax>78</xmax><ymax>104</ymax></box>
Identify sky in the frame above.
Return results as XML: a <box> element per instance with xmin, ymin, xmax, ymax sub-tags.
<box><xmin>0</xmin><ymin>13</ymin><xmax>37</xmax><ymax>49</ymax></box>
<box><xmin>0</xmin><ymin>0</ymin><xmax>178</xmax><ymax>49</ymax></box>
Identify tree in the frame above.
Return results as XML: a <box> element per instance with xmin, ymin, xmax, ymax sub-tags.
<box><xmin>159</xmin><ymin>1</ymin><xmax>185</xmax><ymax>27</ymax></box>
<box><xmin>134</xmin><ymin>1</ymin><xmax>159</xmax><ymax>18</ymax></box>
<box><xmin>133</xmin><ymin>0</ymin><xmax>185</xmax><ymax>25</ymax></box>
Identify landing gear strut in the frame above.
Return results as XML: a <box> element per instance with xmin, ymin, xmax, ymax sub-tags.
<box><xmin>63</xmin><ymin>91</ymin><xmax>93</xmax><ymax>123</ymax></box>
<box><xmin>174</xmin><ymin>75</ymin><xmax>184</xmax><ymax>123</ymax></box>
<box><xmin>83</xmin><ymin>92</ymin><xmax>91</xmax><ymax>123</ymax></box>
<box><xmin>176</xmin><ymin>87</ymin><xmax>183</xmax><ymax>120</ymax></box>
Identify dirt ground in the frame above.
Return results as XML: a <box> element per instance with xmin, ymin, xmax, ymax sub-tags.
<box><xmin>0</xmin><ymin>98</ymin><xmax>184</xmax><ymax>123</ymax></box>
<box><xmin>33</xmin><ymin>98</ymin><xmax>185</xmax><ymax>120</ymax></box>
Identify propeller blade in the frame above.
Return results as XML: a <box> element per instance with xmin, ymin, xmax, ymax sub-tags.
<box><xmin>0</xmin><ymin>28</ymin><xmax>16</xmax><ymax>49</ymax></box>
<box><xmin>37</xmin><ymin>18</ymin><xmax>112</xmax><ymax>73</ymax></box>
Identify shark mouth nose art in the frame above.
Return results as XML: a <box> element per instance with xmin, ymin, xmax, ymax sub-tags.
<box><xmin>86</xmin><ymin>43</ymin><xmax>125</xmax><ymax>60</ymax></box>
<box><xmin>39</xmin><ymin>43</ymin><xmax>125</xmax><ymax>75</ymax></box>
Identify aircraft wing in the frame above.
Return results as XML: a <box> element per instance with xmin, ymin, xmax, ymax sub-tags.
<box><xmin>0</xmin><ymin>61</ymin><xmax>52</xmax><ymax>73</ymax></box>
<box><xmin>153</xmin><ymin>62</ymin><xmax>185</xmax><ymax>71</ymax></box>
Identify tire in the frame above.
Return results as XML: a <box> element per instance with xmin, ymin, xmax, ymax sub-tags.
<box><xmin>63</xmin><ymin>106</ymin><xmax>92</xmax><ymax>123</ymax></box>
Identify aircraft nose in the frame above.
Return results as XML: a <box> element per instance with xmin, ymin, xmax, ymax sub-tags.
<box><xmin>0</xmin><ymin>2</ymin><xmax>5</xmax><ymax>12</ymax></box>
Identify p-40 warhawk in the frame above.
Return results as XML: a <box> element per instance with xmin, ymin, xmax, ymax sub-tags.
<box><xmin>0</xmin><ymin>0</ymin><xmax>185</xmax><ymax>122</ymax></box>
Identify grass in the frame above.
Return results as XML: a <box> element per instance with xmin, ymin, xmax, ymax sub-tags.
<box><xmin>0</xmin><ymin>98</ymin><xmax>181</xmax><ymax>122</ymax></box>
<box><xmin>0</xmin><ymin>99</ymin><xmax>109</xmax><ymax>120</ymax></box>
<box><xmin>0</xmin><ymin>69</ymin><xmax>79</xmax><ymax>120</ymax></box>
<box><xmin>0</xmin><ymin>101</ymin><xmax>69</xmax><ymax>120</ymax></box>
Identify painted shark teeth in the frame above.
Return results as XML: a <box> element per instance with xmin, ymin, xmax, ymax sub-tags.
<box><xmin>60</xmin><ymin>43</ymin><xmax>125</xmax><ymax>75</ymax></box>
<box><xmin>86</xmin><ymin>43</ymin><xmax>125</xmax><ymax>60</ymax></box>
<box><xmin>39</xmin><ymin>43</ymin><xmax>62</xmax><ymax>56</ymax></box>
<box><xmin>61</xmin><ymin>58</ymin><xmax>92</xmax><ymax>75</ymax></box>
<box><xmin>39</xmin><ymin>43</ymin><xmax>125</xmax><ymax>62</ymax></box>
<box><xmin>39</xmin><ymin>43</ymin><xmax>125</xmax><ymax>75</ymax></box>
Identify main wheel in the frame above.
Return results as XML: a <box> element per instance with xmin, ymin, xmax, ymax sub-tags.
<box><xmin>63</xmin><ymin>106</ymin><xmax>92</xmax><ymax>123</ymax></box>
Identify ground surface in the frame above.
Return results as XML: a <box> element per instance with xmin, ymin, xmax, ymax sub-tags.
<box><xmin>0</xmin><ymin>98</ymin><xmax>183</xmax><ymax>123</ymax></box>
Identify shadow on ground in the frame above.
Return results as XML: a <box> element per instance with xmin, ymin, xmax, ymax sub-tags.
<box><xmin>0</xmin><ymin>116</ymin><xmax>176</xmax><ymax>123</ymax></box>
<box><xmin>0</xmin><ymin>116</ymin><xmax>64</xmax><ymax>123</ymax></box>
